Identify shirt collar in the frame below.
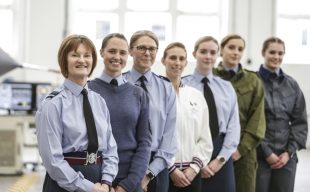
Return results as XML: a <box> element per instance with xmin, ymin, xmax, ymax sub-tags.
<box><xmin>262</xmin><ymin>64</ymin><xmax>281</xmax><ymax>75</ymax></box>
<box><xmin>259</xmin><ymin>64</ymin><xmax>284</xmax><ymax>80</ymax></box>
<box><xmin>99</xmin><ymin>72</ymin><xmax>126</xmax><ymax>85</ymax></box>
<box><xmin>221</xmin><ymin>63</ymin><xmax>239</xmax><ymax>73</ymax></box>
<box><xmin>130</xmin><ymin>68</ymin><xmax>152</xmax><ymax>83</ymax></box>
<box><xmin>64</xmin><ymin>79</ymin><xmax>87</xmax><ymax>96</ymax></box>
<box><xmin>193</xmin><ymin>69</ymin><xmax>214</xmax><ymax>83</ymax></box>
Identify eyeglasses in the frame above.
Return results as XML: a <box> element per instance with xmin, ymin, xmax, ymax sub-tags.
<box><xmin>133</xmin><ymin>45</ymin><xmax>158</xmax><ymax>54</ymax></box>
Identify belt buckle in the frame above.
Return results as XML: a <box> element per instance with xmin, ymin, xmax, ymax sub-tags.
<box><xmin>86</xmin><ymin>152</ymin><xmax>97</xmax><ymax>165</ymax></box>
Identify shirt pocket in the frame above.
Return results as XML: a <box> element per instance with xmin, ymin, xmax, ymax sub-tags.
<box><xmin>278</xmin><ymin>89</ymin><xmax>296</xmax><ymax>113</ymax></box>
<box><xmin>236</xmin><ymin>85</ymin><xmax>253</xmax><ymax>112</ymax></box>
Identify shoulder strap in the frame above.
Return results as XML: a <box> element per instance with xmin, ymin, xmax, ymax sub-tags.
<box><xmin>157</xmin><ymin>75</ymin><xmax>171</xmax><ymax>82</ymax></box>
<box><xmin>45</xmin><ymin>90</ymin><xmax>60</xmax><ymax>100</ymax></box>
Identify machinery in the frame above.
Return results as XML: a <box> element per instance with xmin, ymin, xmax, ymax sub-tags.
<box><xmin>0</xmin><ymin>47</ymin><xmax>57</xmax><ymax>174</ymax></box>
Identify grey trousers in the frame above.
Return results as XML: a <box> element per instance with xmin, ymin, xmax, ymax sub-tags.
<box><xmin>256</xmin><ymin>155</ymin><xmax>297</xmax><ymax>192</ymax></box>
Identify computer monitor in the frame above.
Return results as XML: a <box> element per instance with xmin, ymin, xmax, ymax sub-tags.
<box><xmin>7</xmin><ymin>82</ymin><xmax>33</xmax><ymax>112</ymax></box>
<box><xmin>0</xmin><ymin>82</ymin><xmax>52</xmax><ymax>114</ymax></box>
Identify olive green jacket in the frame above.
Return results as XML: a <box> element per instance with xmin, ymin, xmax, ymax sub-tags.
<box><xmin>214</xmin><ymin>63</ymin><xmax>266</xmax><ymax>156</ymax></box>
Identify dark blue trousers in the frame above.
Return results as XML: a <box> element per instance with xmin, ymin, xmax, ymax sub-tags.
<box><xmin>147</xmin><ymin>152</ymin><xmax>169</xmax><ymax>192</ymax></box>
<box><xmin>42</xmin><ymin>163</ymin><xmax>102</xmax><ymax>192</ymax></box>
<box><xmin>169</xmin><ymin>172</ymin><xmax>201</xmax><ymax>192</ymax></box>
<box><xmin>201</xmin><ymin>134</ymin><xmax>236</xmax><ymax>192</ymax></box>
<box><xmin>147</xmin><ymin>168</ymin><xmax>169</xmax><ymax>192</ymax></box>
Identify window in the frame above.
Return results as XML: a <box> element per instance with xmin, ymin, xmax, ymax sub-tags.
<box><xmin>276</xmin><ymin>0</ymin><xmax>310</xmax><ymax>64</ymax></box>
<box><xmin>0</xmin><ymin>0</ymin><xmax>14</xmax><ymax>56</ymax></box>
<box><xmin>0</xmin><ymin>0</ymin><xmax>25</xmax><ymax>60</ymax></box>
<box><xmin>69</xmin><ymin>0</ymin><xmax>228</xmax><ymax>62</ymax></box>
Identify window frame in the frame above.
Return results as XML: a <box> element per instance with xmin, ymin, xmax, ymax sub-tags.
<box><xmin>276</xmin><ymin>0</ymin><xmax>310</xmax><ymax>64</ymax></box>
<box><xmin>68</xmin><ymin>0</ymin><xmax>228</xmax><ymax>63</ymax></box>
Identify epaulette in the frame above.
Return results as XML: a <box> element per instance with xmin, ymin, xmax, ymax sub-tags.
<box><xmin>244</xmin><ymin>68</ymin><xmax>256</xmax><ymax>73</ymax></box>
<box><xmin>181</xmin><ymin>74</ymin><xmax>191</xmax><ymax>79</ymax></box>
<box><xmin>122</xmin><ymin>71</ymin><xmax>129</xmax><ymax>75</ymax></box>
<box><xmin>157</xmin><ymin>75</ymin><xmax>171</xmax><ymax>82</ymax></box>
<box><xmin>45</xmin><ymin>90</ymin><xmax>61</xmax><ymax>100</ymax></box>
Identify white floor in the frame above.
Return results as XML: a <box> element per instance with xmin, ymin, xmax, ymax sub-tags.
<box><xmin>1</xmin><ymin>149</ymin><xmax>310</xmax><ymax>192</ymax></box>
<box><xmin>294</xmin><ymin>149</ymin><xmax>310</xmax><ymax>192</ymax></box>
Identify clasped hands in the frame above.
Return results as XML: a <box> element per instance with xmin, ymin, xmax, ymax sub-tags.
<box><xmin>170</xmin><ymin>167</ymin><xmax>197</xmax><ymax>188</ymax></box>
<box><xmin>92</xmin><ymin>183</ymin><xmax>110</xmax><ymax>192</ymax></box>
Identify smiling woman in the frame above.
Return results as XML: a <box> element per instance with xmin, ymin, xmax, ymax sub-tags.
<box><xmin>88</xmin><ymin>33</ymin><xmax>152</xmax><ymax>192</ymax></box>
<box><xmin>35</xmin><ymin>34</ymin><xmax>118</xmax><ymax>192</ymax></box>
<box><xmin>57</xmin><ymin>35</ymin><xmax>97</xmax><ymax>82</ymax></box>
<box><xmin>66</xmin><ymin>44</ymin><xmax>93</xmax><ymax>85</ymax></box>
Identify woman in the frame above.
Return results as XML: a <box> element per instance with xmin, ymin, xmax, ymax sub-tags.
<box><xmin>182</xmin><ymin>36</ymin><xmax>240</xmax><ymax>192</ymax></box>
<box><xmin>256</xmin><ymin>37</ymin><xmax>308</xmax><ymax>192</ymax></box>
<box><xmin>161</xmin><ymin>42</ymin><xmax>213</xmax><ymax>192</ymax></box>
<box><xmin>88</xmin><ymin>33</ymin><xmax>152</xmax><ymax>192</ymax></box>
<box><xmin>35</xmin><ymin>34</ymin><xmax>118</xmax><ymax>192</ymax></box>
<box><xmin>213</xmin><ymin>34</ymin><xmax>266</xmax><ymax>192</ymax></box>
<box><xmin>123</xmin><ymin>30</ymin><xmax>177</xmax><ymax>192</ymax></box>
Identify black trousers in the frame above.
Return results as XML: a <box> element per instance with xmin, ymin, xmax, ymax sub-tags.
<box><xmin>201</xmin><ymin>134</ymin><xmax>236</xmax><ymax>192</ymax></box>
<box><xmin>43</xmin><ymin>163</ymin><xmax>102</xmax><ymax>192</ymax></box>
<box><xmin>168</xmin><ymin>172</ymin><xmax>201</xmax><ymax>192</ymax></box>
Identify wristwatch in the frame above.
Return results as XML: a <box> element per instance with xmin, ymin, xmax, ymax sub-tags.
<box><xmin>216</xmin><ymin>156</ymin><xmax>226</xmax><ymax>164</ymax></box>
<box><xmin>146</xmin><ymin>169</ymin><xmax>155</xmax><ymax>180</ymax></box>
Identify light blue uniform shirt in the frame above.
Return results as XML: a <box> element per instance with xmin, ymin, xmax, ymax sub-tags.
<box><xmin>123</xmin><ymin>68</ymin><xmax>177</xmax><ymax>175</ymax></box>
<box><xmin>35</xmin><ymin>79</ymin><xmax>118</xmax><ymax>192</ymax></box>
<box><xmin>182</xmin><ymin>70</ymin><xmax>240</xmax><ymax>160</ymax></box>
<box><xmin>100</xmin><ymin>72</ymin><xmax>127</xmax><ymax>86</ymax></box>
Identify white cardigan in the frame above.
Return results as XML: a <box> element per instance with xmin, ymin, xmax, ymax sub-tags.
<box><xmin>169</xmin><ymin>85</ymin><xmax>213</xmax><ymax>173</ymax></box>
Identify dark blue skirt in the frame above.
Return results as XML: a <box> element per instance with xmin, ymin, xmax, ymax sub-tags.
<box><xmin>43</xmin><ymin>163</ymin><xmax>102</xmax><ymax>192</ymax></box>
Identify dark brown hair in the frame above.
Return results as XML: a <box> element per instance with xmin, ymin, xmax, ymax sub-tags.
<box><xmin>58</xmin><ymin>34</ymin><xmax>97</xmax><ymax>78</ymax></box>
<box><xmin>101</xmin><ymin>33</ymin><xmax>128</xmax><ymax>50</ymax></box>
<box><xmin>261</xmin><ymin>36</ymin><xmax>285</xmax><ymax>54</ymax></box>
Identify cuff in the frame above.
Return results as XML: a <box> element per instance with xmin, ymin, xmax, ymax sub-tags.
<box><xmin>168</xmin><ymin>165</ymin><xmax>176</xmax><ymax>174</ymax></box>
<box><xmin>189</xmin><ymin>163</ymin><xmax>200</xmax><ymax>174</ymax></box>
<box><xmin>286</xmin><ymin>149</ymin><xmax>295</xmax><ymax>158</ymax></box>
<box><xmin>148</xmin><ymin>157</ymin><xmax>166</xmax><ymax>176</ymax></box>
<box><xmin>101</xmin><ymin>174</ymin><xmax>113</xmax><ymax>185</ymax></box>
<box><xmin>192</xmin><ymin>157</ymin><xmax>203</xmax><ymax>169</ymax></box>
<box><xmin>101</xmin><ymin>180</ymin><xmax>111</xmax><ymax>191</ymax></box>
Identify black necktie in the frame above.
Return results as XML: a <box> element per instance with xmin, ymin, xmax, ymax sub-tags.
<box><xmin>81</xmin><ymin>89</ymin><xmax>98</xmax><ymax>153</ymax></box>
<box><xmin>229</xmin><ymin>70</ymin><xmax>235</xmax><ymax>78</ymax></box>
<box><xmin>138</xmin><ymin>76</ymin><xmax>148</xmax><ymax>92</ymax></box>
<box><xmin>201</xmin><ymin>77</ymin><xmax>219</xmax><ymax>140</ymax></box>
<box><xmin>110</xmin><ymin>79</ymin><xmax>118</xmax><ymax>86</ymax></box>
